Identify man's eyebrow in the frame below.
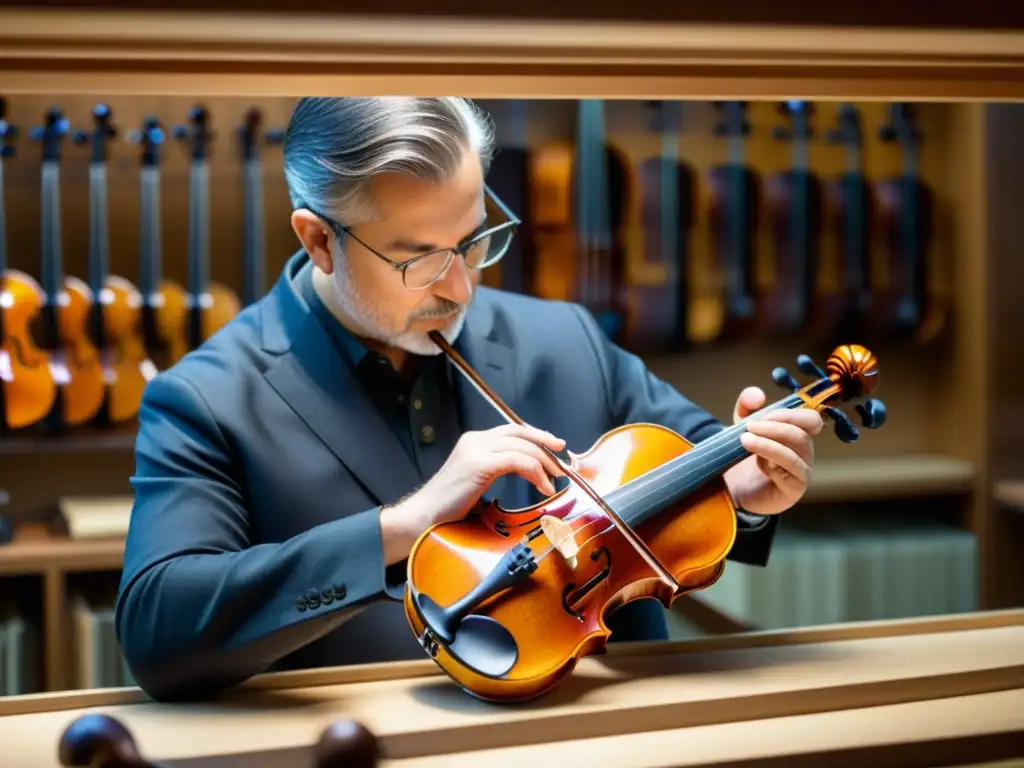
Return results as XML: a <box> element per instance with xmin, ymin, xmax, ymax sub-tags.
<box><xmin>385</xmin><ymin>217</ymin><xmax>489</xmax><ymax>253</ymax></box>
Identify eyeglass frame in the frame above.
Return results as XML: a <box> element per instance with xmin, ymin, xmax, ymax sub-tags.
<box><xmin>301</xmin><ymin>183</ymin><xmax>521</xmax><ymax>291</ymax></box>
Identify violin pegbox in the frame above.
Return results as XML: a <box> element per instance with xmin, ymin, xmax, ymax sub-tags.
<box><xmin>771</xmin><ymin>343</ymin><xmax>886</xmax><ymax>444</ymax></box>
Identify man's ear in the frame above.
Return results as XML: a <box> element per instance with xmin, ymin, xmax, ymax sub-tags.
<box><xmin>291</xmin><ymin>209</ymin><xmax>336</xmax><ymax>274</ymax></box>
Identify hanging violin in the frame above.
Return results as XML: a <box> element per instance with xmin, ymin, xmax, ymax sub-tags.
<box><xmin>404</xmin><ymin>333</ymin><xmax>886</xmax><ymax>702</ymax></box>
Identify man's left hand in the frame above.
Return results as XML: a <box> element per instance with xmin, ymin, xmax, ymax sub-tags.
<box><xmin>724</xmin><ymin>386</ymin><xmax>824</xmax><ymax>516</ymax></box>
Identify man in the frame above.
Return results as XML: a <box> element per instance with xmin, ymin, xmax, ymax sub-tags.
<box><xmin>116</xmin><ymin>97</ymin><xmax>823</xmax><ymax>703</ymax></box>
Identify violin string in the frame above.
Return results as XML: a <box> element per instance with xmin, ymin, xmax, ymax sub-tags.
<box><xmin>526</xmin><ymin>392</ymin><xmax>817</xmax><ymax>569</ymax></box>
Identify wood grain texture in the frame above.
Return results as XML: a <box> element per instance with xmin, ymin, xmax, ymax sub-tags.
<box><xmin>0</xmin><ymin>10</ymin><xmax>1022</xmax><ymax>98</ymax></box>
<box><xmin>0</xmin><ymin>610</ymin><xmax>1020</xmax><ymax>765</ymax></box>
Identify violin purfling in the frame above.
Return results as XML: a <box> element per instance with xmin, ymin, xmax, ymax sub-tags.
<box><xmin>404</xmin><ymin>333</ymin><xmax>886</xmax><ymax>703</ymax></box>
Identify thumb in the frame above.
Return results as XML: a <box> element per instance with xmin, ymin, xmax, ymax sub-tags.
<box><xmin>733</xmin><ymin>386</ymin><xmax>766</xmax><ymax>423</ymax></box>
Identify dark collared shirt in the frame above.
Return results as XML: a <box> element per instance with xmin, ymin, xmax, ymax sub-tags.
<box><xmin>295</xmin><ymin>261</ymin><xmax>463</xmax><ymax>483</ymax></box>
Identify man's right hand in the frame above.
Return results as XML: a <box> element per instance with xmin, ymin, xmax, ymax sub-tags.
<box><xmin>379</xmin><ymin>424</ymin><xmax>567</xmax><ymax>564</ymax></box>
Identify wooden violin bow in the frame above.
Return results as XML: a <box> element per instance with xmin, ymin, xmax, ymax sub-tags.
<box><xmin>428</xmin><ymin>329</ymin><xmax>679</xmax><ymax>592</ymax></box>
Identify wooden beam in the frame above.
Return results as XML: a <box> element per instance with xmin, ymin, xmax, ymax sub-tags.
<box><xmin>0</xmin><ymin>10</ymin><xmax>1022</xmax><ymax>98</ymax></box>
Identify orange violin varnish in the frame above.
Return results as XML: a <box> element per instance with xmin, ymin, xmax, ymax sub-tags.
<box><xmin>0</xmin><ymin>270</ymin><xmax>57</xmax><ymax>429</ymax></box>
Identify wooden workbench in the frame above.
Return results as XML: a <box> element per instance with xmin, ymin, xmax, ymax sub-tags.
<box><xmin>0</xmin><ymin>611</ymin><xmax>1021</xmax><ymax>766</ymax></box>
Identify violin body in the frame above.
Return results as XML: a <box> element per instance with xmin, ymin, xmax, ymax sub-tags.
<box><xmin>819</xmin><ymin>170</ymin><xmax>874</xmax><ymax>339</ymax></box>
<box><xmin>97</xmin><ymin>275</ymin><xmax>151</xmax><ymax>421</ymax></box>
<box><xmin>53</xmin><ymin>276</ymin><xmax>106</xmax><ymax>425</ymax></box>
<box><xmin>0</xmin><ymin>269</ymin><xmax>57</xmax><ymax>429</ymax></box>
<box><xmin>761</xmin><ymin>168</ymin><xmax>822</xmax><ymax>334</ymax></box>
<box><xmin>705</xmin><ymin>163</ymin><xmax>760</xmax><ymax>340</ymax></box>
<box><xmin>406</xmin><ymin>336</ymin><xmax>887</xmax><ymax>704</ymax></box>
<box><xmin>201</xmin><ymin>282</ymin><xmax>242</xmax><ymax>340</ymax></box>
<box><xmin>144</xmin><ymin>278</ymin><xmax>190</xmax><ymax>370</ymax></box>
<box><xmin>873</xmin><ymin>173</ymin><xmax>933</xmax><ymax>340</ymax></box>
<box><xmin>527</xmin><ymin>141</ymin><xmax>576</xmax><ymax>302</ymax></box>
<box><xmin>405</xmin><ymin>422</ymin><xmax>737</xmax><ymax>703</ymax></box>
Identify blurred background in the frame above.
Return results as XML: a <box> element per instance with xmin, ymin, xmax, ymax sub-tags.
<box><xmin>0</xmin><ymin>58</ymin><xmax>1022</xmax><ymax>694</ymax></box>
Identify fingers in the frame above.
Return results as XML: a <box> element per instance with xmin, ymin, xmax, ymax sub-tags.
<box><xmin>495</xmin><ymin>436</ymin><xmax>566</xmax><ymax>480</ymax></box>
<box><xmin>744</xmin><ymin>419</ymin><xmax>816</xmax><ymax>464</ymax></box>
<box><xmin>756</xmin><ymin>407</ymin><xmax>825</xmax><ymax>436</ymax></box>
<box><xmin>740</xmin><ymin>431</ymin><xmax>811</xmax><ymax>486</ymax></box>
<box><xmin>490</xmin><ymin>423</ymin><xmax>566</xmax><ymax>452</ymax></box>
<box><xmin>733</xmin><ymin>387</ymin><xmax>766</xmax><ymax>423</ymax></box>
<box><xmin>494</xmin><ymin>451</ymin><xmax>558</xmax><ymax>495</ymax></box>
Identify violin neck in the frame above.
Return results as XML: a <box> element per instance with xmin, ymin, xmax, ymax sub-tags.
<box><xmin>88</xmin><ymin>161</ymin><xmax>110</xmax><ymax>297</ymax></box>
<box><xmin>40</xmin><ymin>160</ymin><xmax>63</xmax><ymax>303</ymax></box>
<box><xmin>614</xmin><ymin>392</ymin><xmax>810</xmax><ymax>530</ymax></box>
<box><xmin>138</xmin><ymin>166</ymin><xmax>162</xmax><ymax>298</ymax></box>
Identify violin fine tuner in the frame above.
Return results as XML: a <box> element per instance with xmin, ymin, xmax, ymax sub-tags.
<box><xmin>405</xmin><ymin>337</ymin><xmax>886</xmax><ymax>703</ymax></box>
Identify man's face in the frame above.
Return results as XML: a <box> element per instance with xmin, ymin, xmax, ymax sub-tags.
<box><xmin>327</xmin><ymin>151</ymin><xmax>485</xmax><ymax>356</ymax></box>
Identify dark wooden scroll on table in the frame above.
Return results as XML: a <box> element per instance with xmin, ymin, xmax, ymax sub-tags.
<box><xmin>58</xmin><ymin>712</ymin><xmax>381</xmax><ymax>768</ymax></box>
<box><xmin>623</xmin><ymin>100</ymin><xmax>695</xmax><ymax>354</ymax></box>
<box><xmin>761</xmin><ymin>100</ymin><xmax>823</xmax><ymax>338</ymax></box>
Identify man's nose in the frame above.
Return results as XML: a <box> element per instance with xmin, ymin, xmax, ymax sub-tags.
<box><xmin>433</xmin><ymin>252</ymin><xmax>473</xmax><ymax>304</ymax></box>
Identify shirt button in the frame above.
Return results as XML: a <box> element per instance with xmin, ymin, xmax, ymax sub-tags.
<box><xmin>413</xmin><ymin>398</ymin><xmax>423</xmax><ymax>410</ymax></box>
<box><xmin>420</xmin><ymin>425</ymin><xmax>435</xmax><ymax>443</ymax></box>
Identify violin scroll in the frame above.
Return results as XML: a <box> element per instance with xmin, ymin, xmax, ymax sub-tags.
<box><xmin>770</xmin><ymin>343</ymin><xmax>885</xmax><ymax>444</ymax></box>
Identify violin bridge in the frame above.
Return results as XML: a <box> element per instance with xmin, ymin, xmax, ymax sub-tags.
<box><xmin>540</xmin><ymin>514</ymin><xmax>579</xmax><ymax>569</ymax></box>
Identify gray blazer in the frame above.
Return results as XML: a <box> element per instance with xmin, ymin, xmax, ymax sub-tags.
<box><xmin>116</xmin><ymin>251</ymin><xmax>778</xmax><ymax>702</ymax></box>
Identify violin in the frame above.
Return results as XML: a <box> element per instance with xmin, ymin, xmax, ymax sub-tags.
<box><xmin>405</xmin><ymin>332</ymin><xmax>887</xmax><ymax>702</ymax></box>
<box><xmin>238</xmin><ymin>106</ymin><xmax>284</xmax><ymax>307</ymax></box>
<box><xmin>130</xmin><ymin>115</ymin><xmax>189</xmax><ymax>371</ymax></box>
<box><xmin>529</xmin><ymin>99</ymin><xmax>630</xmax><ymax>341</ymax></box>
<box><xmin>30</xmin><ymin>105</ymin><xmax>106</xmax><ymax>429</ymax></box>
<box><xmin>173</xmin><ymin>105</ymin><xmax>240</xmax><ymax>351</ymax></box>
<box><xmin>624</xmin><ymin>100</ymin><xmax>695</xmax><ymax>353</ymax></box>
<box><xmin>705</xmin><ymin>101</ymin><xmax>760</xmax><ymax>342</ymax></box>
<box><xmin>818</xmin><ymin>104</ymin><xmax>874</xmax><ymax>342</ymax></box>
<box><xmin>72</xmin><ymin>104</ymin><xmax>153</xmax><ymax>424</ymax></box>
<box><xmin>0</xmin><ymin>96</ymin><xmax>58</xmax><ymax>431</ymax></box>
<box><xmin>873</xmin><ymin>104</ymin><xmax>945</xmax><ymax>344</ymax></box>
<box><xmin>761</xmin><ymin>101</ymin><xmax>822</xmax><ymax>337</ymax></box>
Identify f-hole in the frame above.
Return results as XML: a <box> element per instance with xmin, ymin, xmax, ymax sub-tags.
<box><xmin>561</xmin><ymin>546</ymin><xmax>612</xmax><ymax>621</ymax></box>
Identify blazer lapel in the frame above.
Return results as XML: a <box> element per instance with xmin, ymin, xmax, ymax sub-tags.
<box><xmin>261</xmin><ymin>258</ymin><xmax>422</xmax><ymax>507</ymax></box>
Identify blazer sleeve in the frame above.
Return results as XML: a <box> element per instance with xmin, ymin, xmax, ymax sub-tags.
<box><xmin>115</xmin><ymin>370</ymin><xmax>404</xmax><ymax>702</ymax></box>
<box><xmin>568</xmin><ymin>304</ymin><xmax>778</xmax><ymax>568</ymax></box>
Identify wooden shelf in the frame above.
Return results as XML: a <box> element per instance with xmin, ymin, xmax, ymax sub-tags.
<box><xmin>0</xmin><ymin>427</ymin><xmax>137</xmax><ymax>456</ymax></box>
<box><xmin>0</xmin><ymin>526</ymin><xmax>124</xmax><ymax>576</ymax></box>
<box><xmin>995</xmin><ymin>480</ymin><xmax>1024</xmax><ymax>513</ymax></box>
<box><xmin>803</xmin><ymin>454</ymin><xmax>976</xmax><ymax>503</ymax></box>
<box><xmin>0</xmin><ymin>453</ymin><xmax>974</xmax><ymax>579</ymax></box>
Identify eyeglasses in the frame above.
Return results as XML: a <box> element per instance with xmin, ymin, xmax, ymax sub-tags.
<box><xmin>305</xmin><ymin>184</ymin><xmax>520</xmax><ymax>291</ymax></box>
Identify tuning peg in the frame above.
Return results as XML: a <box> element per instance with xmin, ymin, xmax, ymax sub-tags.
<box><xmin>266</xmin><ymin>128</ymin><xmax>286</xmax><ymax>145</ymax></box>
<box><xmin>823</xmin><ymin>406</ymin><xmax>860</xmax><ymax>443</ymax></box>
<box><xmin>771</xmin><ymin>366</ymin><xmax>801</xmax><ymax>392</ymax></box>
<box><xmin>796</xmin><ymin>354</ymin><xmax>828</xmax><ymax>379</ymax></box>
<box><xmin>855</xmin><ymin>398</ymin><xmax>886</xmax><ymax>429</ymax></box>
